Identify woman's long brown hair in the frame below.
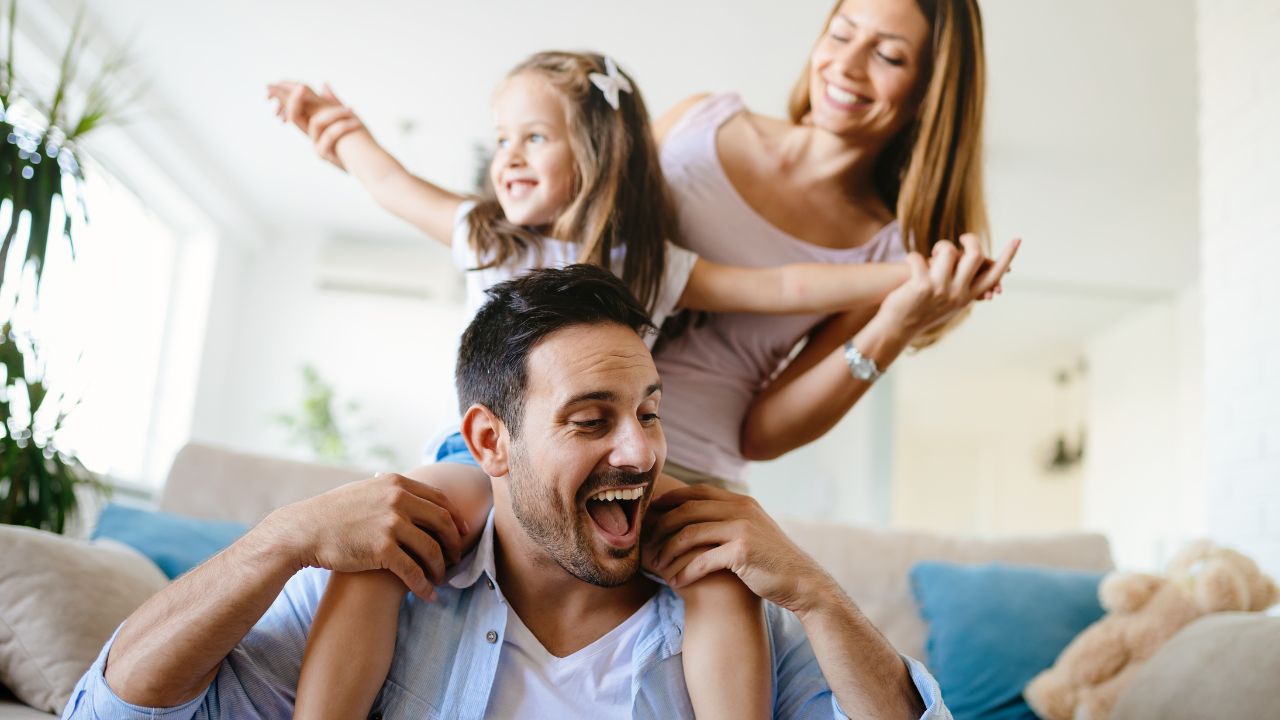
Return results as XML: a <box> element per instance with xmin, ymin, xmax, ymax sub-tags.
<box><xmin>788</xmin><ymin>0</ymin><xmax>989</xmax><ymax>346</ymax></box>
<box><xmin>467</xmin><ymin>51</ymin><xmax>673</xmax><ymax>315</ymax></box>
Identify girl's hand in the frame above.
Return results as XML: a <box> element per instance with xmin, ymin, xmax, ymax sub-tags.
<box><xmin>267</xmin><ymin>82</ymin><xmax>366</xmax><ymax>170</ymax></box>
<box><xmin>878</xmin><ymin>234</ymin><xmax>1020</xmax><ymax>337</ymax></box>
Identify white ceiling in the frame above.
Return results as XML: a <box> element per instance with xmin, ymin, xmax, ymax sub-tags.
<box><xmin>26</xmin><ymin>0</ymin><xmax>1202</xmax><ymax>369</ymax></box>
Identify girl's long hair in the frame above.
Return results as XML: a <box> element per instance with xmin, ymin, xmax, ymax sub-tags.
<box><xmin>467</xmin><ymin>51</ymin><xmax>673</xmax><ymax>314</ymax></box>
<box><xmin>788</xmin><ymin>0</ymin><xmax>989</xmax><ymax>347</ymax></box>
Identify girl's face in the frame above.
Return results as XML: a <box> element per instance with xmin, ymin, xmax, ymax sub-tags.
<box><xmin>806</xmin><ymin>0</ymin><xmax>931</xmax><ymax>144</ymax></box>
<box><xmin>490</xmin><ymin>72</ymin><xmax>577</xmax><ymax>228</ymax></box>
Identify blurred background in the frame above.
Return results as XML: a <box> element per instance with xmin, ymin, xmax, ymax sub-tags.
<box><xmin>6</xmin><ymin>0</ymin><xmax>1274</xmax><ymax>574</ymax></box>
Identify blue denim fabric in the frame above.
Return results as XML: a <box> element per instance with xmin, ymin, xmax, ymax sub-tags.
<box><xmin>435</xmin><ymin>431</ymin><xmax>480</xmax><ymax>468</ymax></box>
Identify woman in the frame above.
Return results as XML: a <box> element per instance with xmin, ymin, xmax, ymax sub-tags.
<box><xmin>652</xmin><ymin>0</ymin><xmax>1008</xmax><ymax>487</ymax></box>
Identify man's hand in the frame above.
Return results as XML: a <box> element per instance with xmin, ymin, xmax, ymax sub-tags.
<box><xmin>258</xmin><ymin>472</ymin><xmax>470</xmax><ymax>601</ymax></box>
<box><xmin>642</xmin><ymin>484</ymin><xmax>837</xmax><ymax>615</ymax></box>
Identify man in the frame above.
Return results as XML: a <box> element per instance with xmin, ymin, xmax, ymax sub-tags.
<box><xmin>64</xmin><ymin>265</ymin><xmax>948</xmax><ymax>719</ymax></box>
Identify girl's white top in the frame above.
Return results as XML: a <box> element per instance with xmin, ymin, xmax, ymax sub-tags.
<box><xmin>451</xmin><ymin>200</ymin><xmax>698</xmax><ymax>348</ymax></box>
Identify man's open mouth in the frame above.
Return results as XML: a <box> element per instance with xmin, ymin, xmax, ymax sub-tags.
<box><xmin>585</xmin><ymin>486</ymin><xmax>644</xmax><ymax>547</ymax></box>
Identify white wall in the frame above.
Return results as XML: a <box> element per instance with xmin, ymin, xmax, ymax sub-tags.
<box><xmin>750</xmin><ymin>380</ymin><xmax>895</xmax><ymax>524</ymax></box>
<box><xmin>192</xmin><ymin>230</ymin><xmax>466</xmax><ymax>471</ymax></box>
<box><xmin>1197</xmin><ymin>0</ymin><xmax>1280</xmax><ymax>576</ymax></box>
<box><xmin>889</xmin><ymin>354</ymin><xmax>1084</xmax><ymax>536</ymax></box>
<box><xmin>1082</xmin><ymin>288</ymin><xmax>1204</xmax><ymax>570</ymax></box>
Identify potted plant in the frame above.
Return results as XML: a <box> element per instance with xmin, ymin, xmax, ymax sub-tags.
<box><xmin>0</xmin><ymin>1</ymin><xmax>131</xmax><ymax>533</ymax></box>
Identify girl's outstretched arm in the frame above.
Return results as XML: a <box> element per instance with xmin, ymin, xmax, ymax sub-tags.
<box><xmin>650</xmin><ymin>473</ymin><xmax>772</xmax><ymax>720</ymax></box>
<box><xmin>267</xmin><ymin>81</ymin><xmax>465</xmax><ymax>245</ymax></box>
<box><xmin>293</xmin><ymin>462</ymin><xmax>493</xmax><ymax>720</ymax></box>
<box><xmin>678</xmin><ymin>258</ymin><xmax>909</xmax><ymax>316</ymax></box>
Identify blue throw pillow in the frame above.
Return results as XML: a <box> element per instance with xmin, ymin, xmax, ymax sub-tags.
<box><xmin>91</xmin><ymin>503</ymin><xmax>249</xmax><ymax>579</ymax></box>
<box><xmin>909</xmin><ymin>561</ymin><xmax>1106</xmax><ymax>720</ymax></box>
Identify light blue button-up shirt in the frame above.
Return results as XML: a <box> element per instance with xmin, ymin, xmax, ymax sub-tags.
<box><xmin>64</xmin><ymin>514</ymin><xmax>950</xmax><ymax>719</ymax></box>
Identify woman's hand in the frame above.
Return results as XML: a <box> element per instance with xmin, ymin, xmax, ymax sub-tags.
<box><xmin>878</xmin><ymin>234</ymin><xmax>1020</xmax><ymax>338</ymax></box>
<box><xmin>266</xmin><ymin>81</ymin><xmax>368</xmax><ymax>170</ymax></box>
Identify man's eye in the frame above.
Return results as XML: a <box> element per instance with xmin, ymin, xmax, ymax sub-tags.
<box><xmin>496</xmin><ymin>137</ymin><xmax>510</xmax><ymax>148</ymax></box>
<box><xmin>641</xmin><ymin>413</ymin><xmax>661</xmax><ymax>425</ymax></box>
<box><xmin>572</xmin><ymin>419</ymin><xmax>606</xmax><ymax>430</ymax></box>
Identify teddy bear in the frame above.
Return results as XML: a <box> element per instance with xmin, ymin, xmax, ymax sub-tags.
<box><xmin>1024</xmin><ymin>539</ymin><xmax>1278</xmax><ymax>720</ymax></box>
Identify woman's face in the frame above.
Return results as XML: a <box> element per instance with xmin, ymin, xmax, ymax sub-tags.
<box><xmin>806</xmin><ymin>0</ymin><xmax>931</xmax><ymax>144</ymax></box>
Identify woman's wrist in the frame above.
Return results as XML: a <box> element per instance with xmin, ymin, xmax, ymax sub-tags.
<box><xmin>850</xmin><ymin>310</ymin><xmax>914</xmax><ymax>368</ymax></box>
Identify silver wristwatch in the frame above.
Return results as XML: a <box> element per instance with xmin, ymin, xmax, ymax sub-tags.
<box><xmin>843</xmin><ymin>340</ymin><xmax>882</xmax><ymax>383</ymax></box>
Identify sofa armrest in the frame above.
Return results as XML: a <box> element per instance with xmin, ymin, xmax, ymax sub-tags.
<box><xmin>1111</xmin><ymin>612</ymin><xmax>1280</xmax><ymax>719</ymax></box>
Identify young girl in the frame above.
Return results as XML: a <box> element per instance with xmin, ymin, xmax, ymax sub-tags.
<box><xmin>268</xmin><ymin>51</ymin><xmax>927</xmax><ymax>719</ymax></box>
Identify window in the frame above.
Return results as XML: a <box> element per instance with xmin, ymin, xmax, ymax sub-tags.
<box><xmin>2</xmin><ymin>158</ymin><xmax>178</xmax><ymax>486</ymax></box>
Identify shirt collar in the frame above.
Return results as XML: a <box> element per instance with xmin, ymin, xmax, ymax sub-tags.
<box><xmin>447</xmin><ymin>509</ymin><xmax>499</xmax><ymax>590</ymax></box>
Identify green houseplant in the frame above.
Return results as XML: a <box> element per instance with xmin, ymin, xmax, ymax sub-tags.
<box><xmin>0</xmin><ymin>1</ymin><xmax>130</xmax><ymax>532</ymax></box>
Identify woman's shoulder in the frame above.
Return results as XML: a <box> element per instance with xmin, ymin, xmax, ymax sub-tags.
<box><xmin>654</xmin><ymin>93</ymin><xmax>713</xmax><ymax>144</ymax></box>
<box><xmin>656</xmin><ymin>92</ymin><xmax>763</xmax><ymax>144</ymax></box>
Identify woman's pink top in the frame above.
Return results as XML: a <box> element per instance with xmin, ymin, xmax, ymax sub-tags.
<box><xmin>655</xmin><ymin>93</ymin><xmax>905</xmax><ymax>482</ymax></box>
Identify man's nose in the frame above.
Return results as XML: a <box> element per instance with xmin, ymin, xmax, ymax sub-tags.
<box><xmin>609</xmin><ymin>419</ymin><xmax>658</xmax><ymax>474</ymax></box>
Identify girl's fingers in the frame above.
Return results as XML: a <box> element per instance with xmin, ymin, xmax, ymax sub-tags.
<box><xmin>285</xmin><ymin>83</ymin><xmax>309</xmax><ymax>126</ymax></box>
<box><xmin>316</xmin><ymin>118</ymin><xmax>362</xmax><ymax>160</ymax></box>
<box><xmin>307</xmin><ymin>105</ymin><xmax>355</xmax><ymax>145</ymax></box>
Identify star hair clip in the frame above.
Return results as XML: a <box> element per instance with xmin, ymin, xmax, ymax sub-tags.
<box><xmin>588</xmin><ymin>57</ymin><xmax>633</xmax><ymax>110</ymax></box>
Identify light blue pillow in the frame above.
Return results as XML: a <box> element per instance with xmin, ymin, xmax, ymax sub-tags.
<box><xmin>91</xmin><ymin>503</ymin><xmax>249</xmax><ymax>579</ymax></box>
<box><xmin>909</xmin><ymin>561</ymin><xmax>1106</xmax><ymax>720</ymax></box>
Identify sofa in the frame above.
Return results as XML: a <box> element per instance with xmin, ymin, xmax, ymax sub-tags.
<box><xmin>1</xmin><ymin>442</ymin><xmax>1275</xmax><ymax>718</ymax></box>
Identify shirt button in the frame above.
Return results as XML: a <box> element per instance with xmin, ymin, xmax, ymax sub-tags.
<box><xmin>486</xmin><ymin>577</ymin><xmax>495</xmax><ymax>590</ymax></box>
<box><xmin>486</xmin><ymin>630</ymin><xmax>499</xmax><ymax>644</ymax></box>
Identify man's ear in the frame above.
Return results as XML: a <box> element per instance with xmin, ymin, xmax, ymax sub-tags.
<box><xmin>461</xmin><ymin>404</ymin><xmax>509</xmax><ymax>477</ymax></box>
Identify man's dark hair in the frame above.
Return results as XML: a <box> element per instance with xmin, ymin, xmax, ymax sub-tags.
<box><xmin>456</xmin><ymin>264</ymin><xmax>656</xmax><ymax>436</ymax></box>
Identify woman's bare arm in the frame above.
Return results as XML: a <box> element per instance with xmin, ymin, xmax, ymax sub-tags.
<box><xmin>740</xmin><ymin>237</ymin><xmax>1019</xmax><ymax>460</ymax></box>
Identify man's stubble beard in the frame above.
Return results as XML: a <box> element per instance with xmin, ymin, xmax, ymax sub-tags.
<box><xmin>507</xmin><ymin>442</ymin><xmax>647</xmax><ymax>588</ymax></box>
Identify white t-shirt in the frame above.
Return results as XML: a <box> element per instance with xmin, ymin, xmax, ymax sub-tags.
<box><xmin>483</xmin><ymin>597</ymin><xmax>657</xmax><ymax>719</ymax></box>
<box><xmin>451</xmin><ymin>200</ymin><xmax>698</xmax><ymax>348</ymax></box>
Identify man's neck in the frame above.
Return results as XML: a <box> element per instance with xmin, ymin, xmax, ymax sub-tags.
<box><xmin>491</xmin><ymin>508</ymin><xmax>657</xmax><ymax>658</ymax></box>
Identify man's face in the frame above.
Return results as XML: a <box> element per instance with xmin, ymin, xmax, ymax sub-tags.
<box><xmin>504</xmin><ymin>322</ymin><xmax>665</xmax><ymax>587</ymax></box>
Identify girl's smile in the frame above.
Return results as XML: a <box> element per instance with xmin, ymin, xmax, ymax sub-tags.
<box><xmin>490</xmin><ymin>72</ymin><xmax>576</xmax><ymax>228</ymax></box>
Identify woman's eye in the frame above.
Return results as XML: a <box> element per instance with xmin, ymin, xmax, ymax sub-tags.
<box><xmin>528</xmin><ymin>133</ymin><xmax>546</xmax><ymax>143</ymax></box>
<box><xmin>829</xmin><ymin>32</ymin><xmax>850</xmax><ymax>43</ymax></box>
<box><xmin>876</xmin><ymin>51</ymin><xmax>905</xmax><ymax>67</ymax></box>
<box><xmin>641</xmin><ymin>413</ymin><xmax>661</xmax><ymax>425</ymax></box>
<box><xmin>496</xmin><ymin>137</ymin><xmax>510</xmax><ymax>148</ymax></box>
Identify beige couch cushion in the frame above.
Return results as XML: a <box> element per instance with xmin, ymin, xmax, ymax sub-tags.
<box><xmin>777</xmin><ymin>519</ymin><xmax>1114</xmax><ymax>661</ymax></box>
<box><xmin>0</xmin><ymin>526</ymin><xmax>168</xmax><ymax>714</ymax></box>
<box><xmin>1111</xmin><ymin>612</ymin><xmax>1280</xmax><ymax>719</ymax></box>
<box><xmin>158</xmin><ymin>442</ymin><xmax>366</xmax><ymax>525</ymax></box>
